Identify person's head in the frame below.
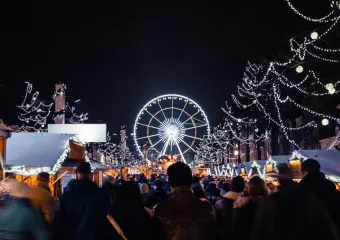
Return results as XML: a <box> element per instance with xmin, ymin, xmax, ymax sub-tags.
<box><xmin>167</xmin><ymin>162</ymin><xmax>192</xmax><ymax>188</ymax></box>
<box><xmin>76</xmin><ymin>161</ymin><xmax>92</xmax><ymax>180</ymax></box>
<box><xmin>155</xmin><ymin>180</ymin><xmax>163</xmax><ymax>189</ymax></box>
<box><xmin>221</xmin><ymin>182</ymin><xmax>230</xmax><ymax>194</ymax></box>
<box><xmin>277</xmin><ymin>163</ymin><xmax>293</xmax><ymax>182</ymax></box>
<box><xmin>230</xmin><ymin>176</ymin><xmax>245</xmax><ymax>193</ymax></box>
<box><xmin>248</xmin><ymin>176</ymin><xmax>268</xmax><ymax>197</ymax></box>
<box><xmin>301</xmin><ymin>159</ymin><xmax>321</xmax><ymax>177</ymax></box>
<box><xmin>37</xmin><ymin>172</ymin><xmax>50</xmax><ymax>184</ymax></box>
<box><xmin>140</xmin><ymin>183</ymin><xmax>149</xmax><ymax>195</ymax></box>
<box><xmin>193</xmin><ymin>188</ymin><xmax>207</xmax><ymax>199</ymax></box>
<box><xmin>114</xmin><ymin>181</ymin><xmax>143</xmax><ymax>210</ymax></box>
<box><xmin>5</xmin><ymin>179</ymin><xmax>31</xmax><ymax>198</ymax></box>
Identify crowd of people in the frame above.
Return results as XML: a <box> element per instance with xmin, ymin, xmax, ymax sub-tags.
<box><xmin>0</xmin><ymin>159</ymin><xmax>340</xmax><ymax>240</ymax></box>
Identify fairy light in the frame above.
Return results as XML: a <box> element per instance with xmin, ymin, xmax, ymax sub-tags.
<box><xmin>322</xmin><ymin>118</ymin><xmax>330</xmax><ymax>126</ymax></box>
<box><xmin>296</xmin><ymin>65</ymin><xmax>304</xmax><ymax>73</ymax></box>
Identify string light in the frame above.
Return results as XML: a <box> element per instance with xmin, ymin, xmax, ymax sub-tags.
<box><xmin>322</xmin><ymin>118</ymin><xmax>330</xmax><ymax>126</ymax></box>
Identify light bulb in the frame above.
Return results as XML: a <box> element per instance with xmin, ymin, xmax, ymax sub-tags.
<box><xmin>322</xmin><ymin>118</ymin><xmax>330</xmax><ymax>126</ymax></box>
<box><xmin>329</xmin><ymin>88</ymin><xmax>336</xmax><ymax>95</ymax></box>
<box><xmin>26</xmin><ymin>120</ymin><xmax>29</xmax><ymax>123</ymax></box>
<box><xmin>26</xmin><ymin>104</ymin><xmax>30</xmax><ymax>108</ymax></box>
<box><xmin>310</xmin><ymin>32</ymin><xmax>319</xmax><ymax>40</ymax></box>
<box><xmin>325</xmin><ymin>83</ymin><xmax>334</xmax><ymax>91</ymax></box>
<box><xmin>255</xmin><ymin>128</ymin><xmax>259</xmax><ymax>132</ymax></box>
<box><xmin>296</xmin><ymin>66</ymin><xmax>304</xmax><ymax>73</ymax></box>
<box><xmin>234</xmin><ymin>150</ymin><xmax>239</xmax><ymax>156</ymax></box>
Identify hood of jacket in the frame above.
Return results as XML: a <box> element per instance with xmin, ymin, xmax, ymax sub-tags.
<box><xmin>300</xmin><ymin>172</ymin><xmax>336</xmax><ymax>194</ymax></box>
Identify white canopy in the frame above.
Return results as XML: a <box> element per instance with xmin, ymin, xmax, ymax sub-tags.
<box><xmin>5</xmin><ymin>132</ymin><xmax>75</xmax><ymax>175</ymax></box>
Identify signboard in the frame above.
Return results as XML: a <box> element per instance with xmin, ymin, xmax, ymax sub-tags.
<box><xmin>48</xmin><ymin>124</ymin><xmax>107</xmax><ymax>142</ymax></box>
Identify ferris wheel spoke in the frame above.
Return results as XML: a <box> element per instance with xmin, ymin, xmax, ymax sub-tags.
<box><xmin>147</xmin><ymin>138</ymin><xmax>163</xmax><ymax>151</ymax></box>
<box><xmin>193</xmin><ymin>117</ymin><xmax>206</xmax><ymax>123</ymax></box>
<box><xmin>178</xmin><ymin>138</ymin><xmax>197</xmax><ymax>153</ymax></box>
<box><xmin>183</xmin><ymin>123</ymin><xmax>208</xmax><ymax>131</ymax></box>
<box><xmin>136</xmin><ymin>133</ymin><xmax>160</xmax><ymax>140</ymax></box>
<box><xmin>137</xmin><ymin>122</ymin><xmax>160</xmax><ymax>130</ymax></box>
<box><xmin>177</xmin><ymin>101</ymin><xmax>188</xmax><ymax>121</ymax></box>
<box><xmin>183</xmin><ymin>134</ymin><xmax>203</xmax><ymax>141</ymax></box>
<box><xmin>161</xmin><ymin>137</ymin><xmax>171</xmax><ymax>155</ymax></box>
<box><xmin>182</xmin><ymin>110</ymin><xmax>200</xmax><ymax>124</ymax></box>
<box><xmin>171</xmin><ymin>97</ymin><xmax>174</xmax><ymax>119</ymax></box>
<box><xmin>157</xmin><ymin>101</ymin><xmax>167</xmax><ymax>120</ymax></box>
<box><xmin>145</xmin><ymin>109</ymin><xmax>162</xmax><ymax>124</ymax></box>
<box><xmin>175</xmin><ymin>141</ymin><xmax>186</xmax><ymax>164</ymax></box>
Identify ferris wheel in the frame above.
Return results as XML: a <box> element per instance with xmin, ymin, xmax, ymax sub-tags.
<box><xmin>133</xmin><ymin>94</ymin><xmax>210</xmax><ymax>163</ymax></box>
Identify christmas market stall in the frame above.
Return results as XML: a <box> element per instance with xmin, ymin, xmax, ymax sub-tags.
<box><xmin>121</xmin><ymin>165</ymin><xmax>153</xmax><ymax>179</ymax></box>
<box><xmin>4</xmin><ymin>132</ymin><xmax>107</xmax><ymax>198</ymax></box>
<box><xmin>290</xmin><ymin>150</ymin><xmax>340</xmax><ymax>187</ymax></box>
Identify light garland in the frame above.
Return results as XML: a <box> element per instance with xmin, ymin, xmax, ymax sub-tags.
<box><xmin>248</xmin><ymin>160</ymin><xmax>264</xmax><ymax>179</ymax></box>
<box><xmin>17</xmin><ymin>82</ymin><xmax>53</xmax><ymax>132</ymax></box>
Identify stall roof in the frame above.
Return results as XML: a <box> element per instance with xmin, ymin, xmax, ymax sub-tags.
<box><xmin>5</xmin><ymin>132</ymin><xmax>76</xmax><ymax>175</ymax></box>
<box><xmin>62</xmin><ymin>159</ymin><xmax>111</xmax><ymax>171</ymax></box>
<box><xmin>291</xmin><ymin>150</ymin><xmax>340</xmax><ymax>181</ymax></box>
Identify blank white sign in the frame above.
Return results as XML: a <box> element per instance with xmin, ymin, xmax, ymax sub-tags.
<box><xmin>48</xmin><ymin>124</ymin><xmax>107</xmax><ymax>143</ymax></box>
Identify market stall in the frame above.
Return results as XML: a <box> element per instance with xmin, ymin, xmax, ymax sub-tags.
<box><xmin>4</xmin><ymin>132</ymin><xmax>102</xmax><ymax>198</ymax></box>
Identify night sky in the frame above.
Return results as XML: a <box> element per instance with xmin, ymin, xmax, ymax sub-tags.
<box><xmin>0</xmin><ymin>1</ymin><xmax>329</xmax><ymax>139</ymax></box>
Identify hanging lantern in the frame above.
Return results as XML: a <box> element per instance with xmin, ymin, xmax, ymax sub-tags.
<box><xmin>326</xmin><ymin>83</ymin><xmax>334</xmax><ymax>91</ymax></box>
<box><xmin>329</xmin><ymin>88</ymin><xmax>336</xmax><ymax>95</ymax></box>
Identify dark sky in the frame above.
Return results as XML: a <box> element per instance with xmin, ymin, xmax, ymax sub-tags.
<box><xmin>0</xmin><ymin>0</ymin><xmax>328</xmax><ymax>136</ymax></box>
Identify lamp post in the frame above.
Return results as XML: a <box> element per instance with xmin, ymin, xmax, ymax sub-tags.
<box><xmin>0</xmin><ymin>120</ymin><xmax>13</xmax><ymax>180</ymax></box>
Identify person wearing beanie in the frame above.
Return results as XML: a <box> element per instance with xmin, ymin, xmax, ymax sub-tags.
<box><xmin>154</xmin><ymin>162</ymin><xmax>218</xmax><ymax>240</ymax></box>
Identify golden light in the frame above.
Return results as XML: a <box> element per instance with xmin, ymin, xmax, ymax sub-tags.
<box><xmin>234</xmin><ymin>150</ymin><xmax>239</xmax><ymax>156</ymax></box>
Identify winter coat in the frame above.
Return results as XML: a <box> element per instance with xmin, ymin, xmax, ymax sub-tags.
<box><xmin>233</xmin><ymin>196</ymin><xmax>264</xmax><ymax>240</ymax></box>
<box><xmin>151</xmin><ymin>187</ymin><xmax>168</xmax><ymax>202</ymax></box>
<box><xmin>29</xmin><ymin>181</ymin><xmax>55</xmax><ymax>223</ymax></box>
<box><xmin>300</xmin><ymin>172</ymin><xmax>340</xmax><ymax>232</ymax></box>
<box><xmin>0</xmin><ymin>197</ymin><xmax>50</xmax><ymax>240</ymax></box>
<box><xmin>215</xmin><ymin>191</ymin><xmax>242</xmax><ymax>239</ymax></box>
<box><xmin>154</xmin><ymin>186</ymin><xmax>218</xmax><ymax>240</ymax></box>
<box><xmin>52</xmin><ymin>179</ymin><xmax>111</xmax><ymax>240</ymax></box>
<box><xmin>251</xmin><ymin>180</ymin><xmax>339</xmax><ymax>240</ymax></box>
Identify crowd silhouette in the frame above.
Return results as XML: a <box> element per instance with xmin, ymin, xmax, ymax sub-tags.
<box><xmin>0</xmin><ymin>159</ymin><xmax>339</xmax><ymax>240</ymax></box>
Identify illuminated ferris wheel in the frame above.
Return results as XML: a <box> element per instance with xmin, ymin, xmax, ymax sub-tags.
<box><xmin>133</xmin><ymin>94</ymin><xmax>210</xmax><ymax>163</ymax></box>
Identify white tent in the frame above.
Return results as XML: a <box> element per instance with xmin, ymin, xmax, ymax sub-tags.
<box><xmin>5</xmin><ymin>132</ymin><xmax>76</xmax><ymax>176</ymax></box>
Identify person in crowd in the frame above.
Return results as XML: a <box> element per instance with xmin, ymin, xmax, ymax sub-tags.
<box><xmin>209</xmin><ymin>187</ymin><xmax>221</xmax><ymax>205</ymax></box>
<box><xmin>29</xmin><ymin>172</ymin><xmax>55</xmax><ymax>224</ymax></box>
<box><xmin>0</xmin><ymin>179</ymin><xmax>50</xmax><ymax>240</ymax></box>
<box><xmin>299</xmin><ymin>159</ymin><xmax>340</xmax><ymax>231</ymax></box>
<box><xmin>52</xmin><ymin>162</ymin><xmax>111</xmax><ymax>240</ymax></box>
<box><xmin>140</xmin><ymin>182</ymin><xmax>150</xmax><ymax>203</ymax></box>
<box><xmin>251</xmin><ymin>163</ymin><xmax>339</xmax><ymax>240</ymax></box>
<box><xmin>63</xmin><ymin>178</ymin><xmax>76</xmax><ymax>193</ymax></box>
<box><xmin>144</xmin><ymin>195</ymin><xmax>161</xmax><ymax>218</ymax></box>
<box><xmin>154</xmin><ymin>162</ymin><xmax>218</xmax><ymax>240</ymax></box>
<box><xmin>150</xmin><ymin>180</ymin><xmax>168</xmax><ymax>203</ymax></box>
<box><xmin>109</xmin><ymin>181</ymin><xmax>160</xmax><ymax>240</ymax></box>
<box><xmin>102</xmin><ymin>175</ymin><xmax>118</xmax><ymax>205</ymax></box>
<box><xmin>215</xmin><ymin>176</ymin><xmax>245</xmax><ymax>239</ymax></box>
<box><xmin>233</xmin><ymin>176</ymin><xmax>269</xmax><ymax>240</ymax></box>
<box><xmin>191</xmin><ymin>176</ymin><xmax>203</xmax><ymax>191</ymax></box>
